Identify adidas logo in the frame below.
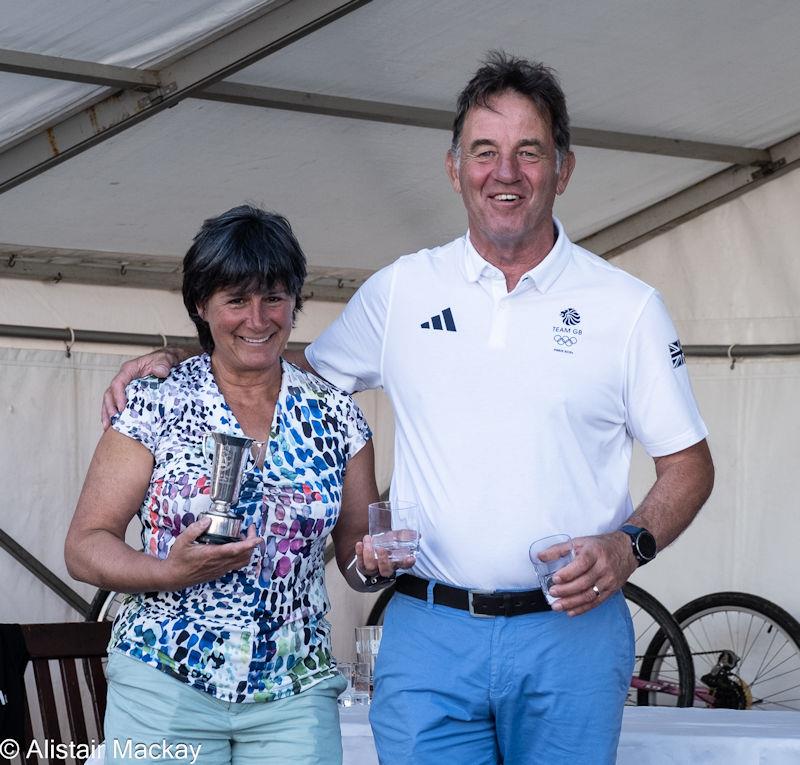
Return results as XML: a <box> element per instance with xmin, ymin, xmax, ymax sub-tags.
<box><xmin>421</xmin><ymin>307</ymin><xmax>457</xmax><ymax>332</ymax></box>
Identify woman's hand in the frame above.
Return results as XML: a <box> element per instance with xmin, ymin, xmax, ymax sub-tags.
<box><xmin>160</xmin><ymin>519</ymin><xmax>261</xmax><ymax>590</ymax></box>
<box><xmin>66</xmin><ymin>428</ymin><xmax>260</xmax><ymax>594</ymax></box>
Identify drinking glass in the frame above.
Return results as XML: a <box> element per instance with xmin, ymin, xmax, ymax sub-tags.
<box><xmin>529</xmin><ymin>534</ymin><xmax>574</xmax><ymax>605</ymax></box>
<box><xmin>336</xmin><ymin>662</ymin><xmax>370</xmax><ymax>707</ymax></box>
<box><xmin>368</xmin><ymin>500</ymin><xmax>420</xmax><ymax>563</ymax></box>
<box><xmin>354</xmin><ymin>625</ymin><xmax>382</xmax><ymax>699</ymax></box>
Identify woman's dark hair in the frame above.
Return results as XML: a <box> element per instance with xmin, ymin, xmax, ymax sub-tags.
<box><xmin>451</xmin><ymin>51</ymin><xmax>570</xmax><ymax>164</ymax></box>
<box><xmin>182</xmin><ymin>205</ymin><xmax>307</xmax><ymax>353</ymax></box>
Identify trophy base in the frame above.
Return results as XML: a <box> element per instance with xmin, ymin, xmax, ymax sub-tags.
<box><xmin>196</xmin><ymin>510</ymin><xmax>244</xmax><ymax>545</ymax></box>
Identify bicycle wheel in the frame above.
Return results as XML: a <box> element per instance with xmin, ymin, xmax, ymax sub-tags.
<box><xmin>86</xmin><ymin>588</ymin><xmax>128</xmax><ymax>622</ymax></box>
<box><xmin>673</xmin><ymin>591</ymin><xmax>800</xmax><ymax>710</ymax></box>
<box><xmin>624</xmin><ymin>582</ymin><xmax>695</xmax><ymax>707</ymax></box>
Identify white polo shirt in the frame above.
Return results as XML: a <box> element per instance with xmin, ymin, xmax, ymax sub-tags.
<box><xmin>307</xmin><ymin>219</ymin><xmax>707</xmax><ymax>591</ymax></box>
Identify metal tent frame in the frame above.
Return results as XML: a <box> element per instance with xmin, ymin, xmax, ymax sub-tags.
<box><xmin>1</xmin><ymin>0</ymin><xmax>799</xmax><ymax>287</ymax></box>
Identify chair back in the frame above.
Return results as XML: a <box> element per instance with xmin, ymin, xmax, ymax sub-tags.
<box><xmin>21</xmin><ymin>622</ymin><xmax>111</xmax><ymax>764</ymax></box>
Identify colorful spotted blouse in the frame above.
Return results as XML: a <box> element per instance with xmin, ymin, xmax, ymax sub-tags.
<box><xmin>109</xmin><ymin>354</ymin><xmax>371</xmax><ymax>703</ymax></box>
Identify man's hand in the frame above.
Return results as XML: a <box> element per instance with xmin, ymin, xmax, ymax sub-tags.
<box><xmin>101</xmin><ymin>347</ymin><xmax>188</xmax><ymax>429</ymax></box>
<box><xmin>546</xmin><ymin>532</ymin><xmax>636</xmax><ymax>616</ymax></box>
<box><xmin>356</xmin><ymin>535</ymin><xmax>415</xmax><ymax>579</ymax></box>
<box><xmin>546</xmin><ymin>441</ymin><xmax>713</xmax><ymax>617</ymax></box>
<box><xmin>160</xmin><ymin>518</ymin><xmax>261</xmax><ymax>590</ymax></box>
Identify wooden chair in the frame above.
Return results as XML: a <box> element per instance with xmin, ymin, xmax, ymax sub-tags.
<box><xmin>21</xmin><ymin>622</ymin><xmax>112</xmax><ymax>764</ymax></box>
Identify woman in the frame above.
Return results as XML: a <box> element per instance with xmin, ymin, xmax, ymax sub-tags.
<box><xmin>65</xmin><ymin>205</ymin><xmax>395</xmax><ymax>764</ymax></box>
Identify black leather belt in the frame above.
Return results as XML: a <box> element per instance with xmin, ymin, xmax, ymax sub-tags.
<box><xmin>394</xmin><ymin>574</ymin><xmax>551</xmax><ymax>617</ymax></box>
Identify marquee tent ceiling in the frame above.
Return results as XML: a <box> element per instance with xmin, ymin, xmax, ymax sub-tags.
<box><xmin>1</xmin><ymin>0</ymin><xmax>799</xmax><ymax>301</ymax></box>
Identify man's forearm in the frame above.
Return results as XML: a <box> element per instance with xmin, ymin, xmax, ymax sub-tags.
<box><xmin>628</xmin><ymin>439</ymin><xmax>714</xmax><ymax>551</ymax></box>
<box><xmin>284</xmin><ymin>347</ymin><xmax>316</xmax><ymax>374</ymax></box>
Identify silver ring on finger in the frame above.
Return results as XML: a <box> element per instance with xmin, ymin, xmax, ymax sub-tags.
<box><xmin>591</xmin><ymin>585</ymin><xmax>601</xmax><ymax>598</ymax></box>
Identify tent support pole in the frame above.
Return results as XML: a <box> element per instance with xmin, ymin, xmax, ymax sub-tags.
<box><xmin>0</xmin><ymin>323</ymin><xmax>308</xmax><ymax>352</ymax></box>
<box><xmin>0</xmin><ymin>528</ymin><xmax>91</xmax><ymax>618</ymax></box>
<box><xmin>0</xmin><ymin>323</ymin><xmax>797</xmax><ymax>358</ymax></box>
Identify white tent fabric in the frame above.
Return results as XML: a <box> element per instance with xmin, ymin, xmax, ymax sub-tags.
<box><xmin>2</xmin><ymin>0</ymin><xmax>800</xmax><ymax>263</ymax></box>
<box><xmin>615</xmin><ymin>166</ymin><xmax>800</xmax><ymax>345</ymax></box>
<box><xmin>0</xmin><ymin>0</ymin><xmax>268</xmax><ymax>145</ymax></box>
<box><xmin>628</xmin><ymin>355</ymin><xmax>800</xmax><ymax>616</ymax></box>
<box><xmin>616</xmin><ymin>165</ymin><xmax>800</xmax><ymax>617</ymax></box>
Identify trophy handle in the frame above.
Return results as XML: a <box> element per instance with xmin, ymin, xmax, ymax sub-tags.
<box><xmin>202</xmin><ymin>433</ymin><xmax>215</xmax><ymax>464</ymax></box>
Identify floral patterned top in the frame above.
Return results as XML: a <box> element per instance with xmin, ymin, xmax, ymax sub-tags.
<box><xmin>109</xmin><ymin>354</ymin><xmax>371</xmax><ymax>703</ymax></box>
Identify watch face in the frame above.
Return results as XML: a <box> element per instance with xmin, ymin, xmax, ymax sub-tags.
<box><xmin>636</xmin><ymin>531</ymin><xmax>657</xmax><ymax>560</ymax></box>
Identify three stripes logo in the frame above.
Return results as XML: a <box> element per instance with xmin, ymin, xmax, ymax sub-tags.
<box><xmin>669</xmin><ymin>340</ymin><xmax>686</xmax><ymax>369</ymax></box>
<box><xmin>421</xmin><ymin>307</ymin><xmax>457</xmax><ymax>332</ymax></box>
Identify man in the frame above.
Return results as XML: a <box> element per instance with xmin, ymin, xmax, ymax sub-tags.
<box><xmin>103</xmin><ymin>52</ymin><xmax>713</xmax><ymax>764</ymax></box>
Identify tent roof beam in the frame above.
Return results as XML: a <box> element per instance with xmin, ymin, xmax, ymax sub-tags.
<box><xmin>0</xmin><ymin>0</ymin><xmax>373</xmax><ymax>194</ymax></box>
<box><xmin>0</xmin><ymin>48</ymin><xmax>160</xmax><ymax>89</ymax></box>
<box><xmin>579</xmin><ymin>130</ymin><xmax>800</xmax><ymax>257</ymax></box>
<box><xmin>0</xmin><ymin>242</ymin><xmax>368</xmax><ymax>301</ymax></box>
<box><xmin>199</xmin><ymin>82</ymin><xmax>771</xmax><ymax>165</ymax></box>
<box><xmin>0</xmin><ymin>48</ymin><xmax>771</xmax><ymax>166</ymax></box>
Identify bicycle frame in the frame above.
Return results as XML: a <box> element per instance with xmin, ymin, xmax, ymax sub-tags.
<box><xmin>630</xmin><ymin>675</ymin><xmax>716</xmax><ymax>706</ymax></box>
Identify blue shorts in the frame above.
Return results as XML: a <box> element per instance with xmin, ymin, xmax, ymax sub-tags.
<box><xmin>104</xmin><ymin>653</ymin><xmax>347</xmax><ymax>765</ymax></box>
<box><xmin>369</xmin><ymin>590</ymin><xmax>634</xmax><ymax>765</ymax></box>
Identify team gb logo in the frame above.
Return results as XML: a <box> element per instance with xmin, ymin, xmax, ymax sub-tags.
<box><xmin>560</xmin><ymin>308</ymin><xmax>581</xmax><ymax>326</ymax></box>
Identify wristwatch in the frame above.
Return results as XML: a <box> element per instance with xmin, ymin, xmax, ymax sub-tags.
<box><xmin>348</xmin><ymin>554</ymin><xmax>396</xmax><ymax>591</ymax></box>
<box><xmin>620</xmin><ymin>524</ymin><xmax>657</xmax><ymax>567</ymax></box>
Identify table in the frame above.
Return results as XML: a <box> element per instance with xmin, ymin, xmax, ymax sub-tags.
<box><xmin>340</xmin><ymin>706</ymin><xmax>377</xmax><ymax>763</ymax></box>
<box><xmin>340</xmin><ymin>706</ymin><xmax>800</xmax><ymax>765</ymax></box>
<box><xmin>617</xmin><ymin>707</ymin><xmax>800</xmax><ymax>764</ymax></box>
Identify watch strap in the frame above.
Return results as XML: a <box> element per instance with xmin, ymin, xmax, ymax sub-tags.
<box><xmin>348</xmin><ymin>554</ymin><xmax>396</xmax><ymax>591</ymax></box>
<box><xmin>620</xmin><ymin>524</ymin><xmax>657</xmax><ymax>566</ymax></box>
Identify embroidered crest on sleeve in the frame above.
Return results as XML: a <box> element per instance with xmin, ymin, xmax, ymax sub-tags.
<box><xmin>669</xmin><ymin>340</ymin><xmax>686</xmax><ymax>368</ymax></box>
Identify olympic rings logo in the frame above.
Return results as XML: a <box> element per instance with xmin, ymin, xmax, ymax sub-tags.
<box><xmin>554</xmin><ymin>335</ymin><xmax>577</xmax><ymax>346</ymax></box>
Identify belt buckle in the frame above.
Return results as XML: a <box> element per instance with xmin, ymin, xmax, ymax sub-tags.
<box><xmin>467</xmin><ymin>589</ymin><xmax>495</xmax><ymax>618</ymax></box>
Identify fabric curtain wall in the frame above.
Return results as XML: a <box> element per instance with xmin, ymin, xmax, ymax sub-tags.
<box><xmin>629</xmin><ymin>355</ymin><xmax>800</xmax><ymax>618</ymax></box>
<box><xmin>613</xmin><ymin>167</ymin><xmax>800</xmax><ymax>621</ymax></box>
<box><xmin>0</xmin><ymin>347</ymin><xmax>119</xmax><ymax>622</ymax></box>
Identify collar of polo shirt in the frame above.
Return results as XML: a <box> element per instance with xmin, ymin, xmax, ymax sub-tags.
<box><xmin>461</xmin><ymin>217</ymin><xmax>572</xmax><ymax>294</ymax></box>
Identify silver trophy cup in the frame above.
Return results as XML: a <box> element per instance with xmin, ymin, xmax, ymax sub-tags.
<box><xmin>197</xmin><ymin>432</ymin><xmax>254</xmax><ymax>544</ymax></box>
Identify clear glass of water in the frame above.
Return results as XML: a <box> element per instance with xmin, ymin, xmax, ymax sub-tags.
<box><xmin>336</xmin><ymin>661</ymin><xmax>370</xmax><ymax>707</ymax></box>
<box><xmin>368</xmin><ymin>500</ymin><xmax>421</xmax><ymax>563</ymax></box>
<box><xmin>529</xmin><ymin>534</ymin><xmax>574</xmax><ymax>605</ymax></box>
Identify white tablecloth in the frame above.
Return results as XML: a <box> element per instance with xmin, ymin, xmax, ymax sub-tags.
<box><xmin>340</xmin><ymin>706</ymin><xmax>800</xmax><ymax>765</ymax></box>
<box><xmin>340</xmin><ymin>706</ymin><xmax>378</xmax><ymax>763</ymax></box>
<box><xmin>616</xmin><ymin>707</ymin><xmax>800</xmax><ymax>764</ymax></box>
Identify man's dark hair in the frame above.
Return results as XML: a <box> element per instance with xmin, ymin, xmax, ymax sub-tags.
<box><xmin>451</xmin><ymin>51</ymin><xmax>570</xmax><ymax>163</ymax></box>
<box><xmin>182</xmin><ymin>205</ymin><xmax>307</xmax><ymax>353</ymax></box>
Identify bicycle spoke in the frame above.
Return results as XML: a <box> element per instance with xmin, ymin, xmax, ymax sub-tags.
<box><xmin>748</xmin><ymin>660</ymin><xmax>800</xmax><ymax>688</ymax></box>
<box><xmin>752</xmin><ymin>631</ymin><xmax>791</xmax><ymax>681</ymax></box>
